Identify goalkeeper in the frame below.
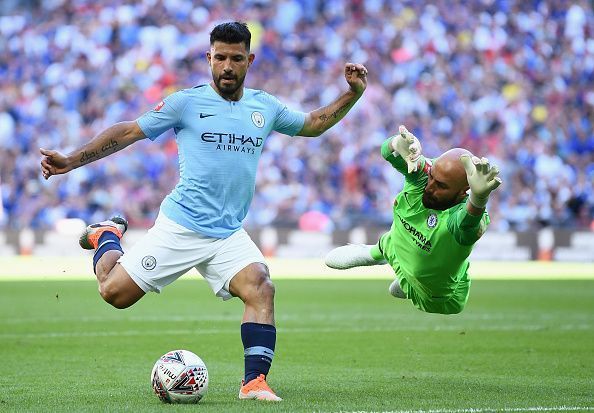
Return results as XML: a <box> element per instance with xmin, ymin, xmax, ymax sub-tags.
<box><xmin>325</xmin><ymin>125</ymin><xmax>502</xmax><ymax>314</ymax></box>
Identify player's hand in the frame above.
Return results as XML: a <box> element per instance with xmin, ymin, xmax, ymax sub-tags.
<box><xmin>390</xmin><ymin>125</ymin><xmax>422</xmax><ymax>173</ymax></box>
<box><xmin>460</xmin><ymin>155</ymin><xmax>502</xmax><ymax>208</ymax></box>
<box><xmin>40</xmin><ymin>148</ymin><xmax>72</xmax><ymax>180</ymax></box>
<box><xmin>344</xmin><ymin>63</ymin><xmax>368</xmax><ymax>95</ymax></box>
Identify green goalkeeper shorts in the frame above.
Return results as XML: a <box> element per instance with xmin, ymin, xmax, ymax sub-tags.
<box><xmin>396</xmin><ymin>268</ymin><xmax>471</xmax><ymax>315</ymax></box>
<box><xmin>377</xmin><ymin>232</ymin><xmax>471</xmax><ymax>315</ymax></box>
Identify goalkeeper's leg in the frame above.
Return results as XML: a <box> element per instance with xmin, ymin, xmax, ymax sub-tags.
<box><xmin>388</xmin><ymin>279</ymin><xmax>406</xmax><ymax>299</ymax></box>
<box><xmin>325</xmin><ymin>244</ymin><xmax>387</xmax><ymax>270</ymax></box>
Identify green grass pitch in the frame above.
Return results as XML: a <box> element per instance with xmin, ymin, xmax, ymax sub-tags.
<box><xmin>1</xmin><ymin>272</ymin><xmax>593</xmax><ymax>412</ymax></box>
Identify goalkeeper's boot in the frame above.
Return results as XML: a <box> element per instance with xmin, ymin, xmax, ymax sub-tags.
<box><xmin>325</xmin><ymin>244</ymin><xmax>387</xmax><ymax>270</ymax></box>
<box><xmin>79</xmin><ymin>216</ymin><xmax>128</xmax><ymax>250</ymax></box>
<box><xmin>388</xmin><ymin>279</ymin><xmax>406</xmax><ymax>299</ymax></box>
<box><xmin>239</xmin><ymin>374</ymin><xmax>282</xmax><ymax>401</ymax></box>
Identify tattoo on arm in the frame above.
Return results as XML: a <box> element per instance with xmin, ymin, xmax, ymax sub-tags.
<box><xmin>318</xmin><ymin>103</ymin><xmax>350</xmax><ymax>123</ymax></box>
<box><xmin>100</xmin><ymin>139</ymin><xmax>119</xmax><ymax>153</ymax></box>
<box><xmin>79</xmin><ymin>150</ymin><xmax>98</xmax><ymax>164</ymax></box>
<box><xmin>78</xmin><ymin>139</ymin><xmax>119</xmax><ymax>165</ymax></box>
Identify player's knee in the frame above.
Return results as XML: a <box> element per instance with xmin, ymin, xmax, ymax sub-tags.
<box><xmin>246</xmin><ymin>269</ymin><xmax>275</xmax><ymax>303</ymax></box>
<box><xmin>99</xmin><ymin>282</ymin><xmax>132</xmax><ymax>309</ymax></box>
<box><xmin>260</xmin><ymin>277</ymin><xmax>275</xmax><ymax>302</ymax></box>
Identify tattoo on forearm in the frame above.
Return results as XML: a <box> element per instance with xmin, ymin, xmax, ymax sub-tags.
<box><xmin>79</xmin><ymin>139</ymin><xmax>119</xmax><ymax>165</ymax></box>
<box><xmin>80</xmin><ymin>150</ymin><xmax>98</xmax><ymax>164</ymax></box>
<box><xmin>318</xmin><ymin>103</ymin><xmax>351</xmax><ymax>123</ymax></box>
<box><xmin>101</xmin><ymin>139</ymin><xmax>119</xmax><ymax>153</ymax></box>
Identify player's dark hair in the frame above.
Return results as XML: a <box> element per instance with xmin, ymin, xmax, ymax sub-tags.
<box><xmin>210</xmin><ymin>22</ymin><xmax>251</xmax><ymax>51</ymax></box>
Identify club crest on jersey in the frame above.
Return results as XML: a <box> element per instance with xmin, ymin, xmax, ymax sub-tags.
<box><xmin>251</xmin><ymin>111</ymin><xmax>265</xmax><ymax>128</ymax></box>
<box><xmin>427</xmin><ymin>213</ymin><xmax>438</xmax><ymax>228</ymax></box>
<box><xmin>154</xmin><ymin>100</ymin><xmax>164</xmax><ymax>111</ymax></box>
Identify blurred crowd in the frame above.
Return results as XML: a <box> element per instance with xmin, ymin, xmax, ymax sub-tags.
<box><xmin>1</xmin><ymin>0</ymin><xmax>593</xmax><ymax>232</ymax></box>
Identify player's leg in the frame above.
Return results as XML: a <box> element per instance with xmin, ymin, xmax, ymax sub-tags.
<box><xmin>230</xmin><ymin>263</ymin><xmax>281</xmax><ymax>401</ymax></box>
<box><xmin>96</xmin><ymin>258</ymin><xmax>145</xmax><ymax>309</ymax></box>
<box><xmin>388</xmin><ymin>278</ymin><xmax>406</xmax><ymax>298</ymax></box>
<box><xmin>229</xmin><ymin>263</ymin><xmax>275</xmax><ymax>324</ymax></box>
<box><xmin>116</xmin><ymin>212</ymin><xmax>216</xmax><ymax>304</ymax></box>
<box><xmin>79</xmin><ymin>216</ymin><xmax>145</xmax><ymax>308</ymax></box>
<box><xmin>325</xmin><ymin>242</ymin><xmax>387</xmax><ymax>269</ymax></box>
<box><xmin>197</xmin><ymin>228</ymin><xmax>281</xmax><ymax>401</ymax></box>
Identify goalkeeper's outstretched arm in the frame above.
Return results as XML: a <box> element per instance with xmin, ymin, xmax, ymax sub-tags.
<box><xmin>460</xmin><ymin>155</ymin><xmax>502</xmax><ymax>216</ymax></box>
<box><xmin>447</xmin><ymin>155</ymin><xmax>502</xmax><ymax>245</ymax></box>
<box><xmin>381</xmin><ymin>125</ymin><xmax>425</xmax><ymax>176</ymax></box>
<box><xmin>40</xmin><ymin>121</ymin><xmax>146</xmax><ymax>179</ymax></box>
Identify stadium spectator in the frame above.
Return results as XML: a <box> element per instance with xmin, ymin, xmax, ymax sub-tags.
<box><xmin>1</xmin><ymin>0</ymin><xmax>593</xmax><ymax>232</ymax></box>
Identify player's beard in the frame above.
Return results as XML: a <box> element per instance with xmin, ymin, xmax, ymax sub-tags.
<box><xmin>215</xmin><ymin>73</ymin><xmax>245</xmax><ymax>99</ymax></box>
<box><xmin>422</xmin><ymin>191</ymin><xmax>458</xmax><ymax>211</ymax></box>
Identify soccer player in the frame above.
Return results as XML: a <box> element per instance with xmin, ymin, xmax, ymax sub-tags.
<box><xmin>325</xmin><ymin>125</ymin><xmax>502</xmax><ymax>315</ymax></box>
<box><xmin>39</xmin><ymin>22</ymin><xmax>368</xmax><ymax>401</ymax></box>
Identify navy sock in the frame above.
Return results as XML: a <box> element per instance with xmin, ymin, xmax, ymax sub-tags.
<box><xmin>92</xmin><ymin>232</ymin><xmax>123</xmax><ymax>274</ymax></box>
<box><xmin>241</xmin><ymin>322</ymin><xmax>276</xmax><ymax>383</ymax></box>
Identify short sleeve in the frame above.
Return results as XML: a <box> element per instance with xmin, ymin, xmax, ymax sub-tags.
<box><xmin>267</xmin><ymin>94</ymin><xmax>306</xmax><ymax>136</ymax></box>
<box><xmin>136</xmin><ymin>91</ymin><xmax>189</xmax><ymax>141</ymax></box>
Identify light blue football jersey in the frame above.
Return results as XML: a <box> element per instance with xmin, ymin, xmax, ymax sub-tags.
<box><xmin>136</xmin><ymin>84</ymin><xmax>306</xmax><ymax>238</ymax></box>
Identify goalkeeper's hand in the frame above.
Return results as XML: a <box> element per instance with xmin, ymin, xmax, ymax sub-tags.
<box><xmin>390</xmin><ymin>125</ymin><xmax>422</xmax><ymax>173</ymax></box>
<box><xmin>460</xmin><ymin>155</ymin><xmax>502</xmax><ymax>209</ymax></box>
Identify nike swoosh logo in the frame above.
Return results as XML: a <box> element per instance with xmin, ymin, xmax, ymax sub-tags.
<box><xmin>200</xmin><ymin>113</ymin><xmax>215</xmax><ymax>118</ymax></box>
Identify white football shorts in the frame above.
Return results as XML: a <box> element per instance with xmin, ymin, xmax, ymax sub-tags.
<box><xmin>118</xmin><ymin>212</ymin><xmax>266</xmax><ymax>300</ymax></box>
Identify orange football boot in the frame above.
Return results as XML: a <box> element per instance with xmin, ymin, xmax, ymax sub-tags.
<box><xmin>79</xmin><ymin>216</ymin><xmax>128</xmax><ymax>250</ymax></box>
<box><xmin>238</xmin><ymin>374</ymin><xmax>282</xmax><ymax>401</ymax></box>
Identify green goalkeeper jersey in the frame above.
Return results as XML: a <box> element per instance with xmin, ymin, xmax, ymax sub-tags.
<box><xmin>379</xmin><ymin>138</ymin><xmax>489</xmax><ymax>302</ymax></box>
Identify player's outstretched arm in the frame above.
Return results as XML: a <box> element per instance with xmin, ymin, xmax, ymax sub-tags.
<box><xmin>40</xmin><ymin>121</ymin><xmax>146</xmax><ymax>180</ymax></box>
<box><xmin>389</xmin><ymin>125</ymin><xmax>423</xmax><ymax>173</ymax></box>
<box><xmin>297</xmin><ymin>63</ymin><xmax>367</xmax><ymax>137</ymax></box>
<box><xmin>460</xmin><ymin>155</ymin><xmax>502</xmax><ymax>214</ymax></box>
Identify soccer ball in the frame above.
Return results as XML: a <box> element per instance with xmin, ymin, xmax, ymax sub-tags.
<box><xmin>151</xmin><ymin>349</ymin><xmax>209</xmax><ymax>404</ymax></box>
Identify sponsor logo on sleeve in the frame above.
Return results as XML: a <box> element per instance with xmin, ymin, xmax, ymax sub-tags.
<box><xmin>154</xmin><ymin>101</ymin><xmax>164</xmax><ymax>111</ymax></box>
<box><xmin>422</xmin><ymin>159</ymin><xmax>432</xmax><ymax>175</ymax></box>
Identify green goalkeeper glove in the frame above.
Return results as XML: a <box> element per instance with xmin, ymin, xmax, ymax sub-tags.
<box><xmin>390</xmin><ymin>125</ymin><xmax>422</xmax><ymax>173</ymax></box>
<box><xmin>460</xmin><ymin>155</ymin><xmax>502</xmax><ymax>209</ymax></box>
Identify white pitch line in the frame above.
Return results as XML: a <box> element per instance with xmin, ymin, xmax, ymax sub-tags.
<box><xmin>1</xmin><ymin>323</ymin><xmax>592</xmax><ymax>340</ymax></box>
<box><xmin>1</xmin><ymin>311</ymin><xmax>592</xmax><ymax>325</ymax></box>
<box><xmin>327</xmin><ymin>407</ymin><xmax>594</xmax><ymax>413</ymax></box>
<box><xmin>0</xmin><ymin>329</ymin><xmax>228</xmax><ymax>339</ymax></box>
